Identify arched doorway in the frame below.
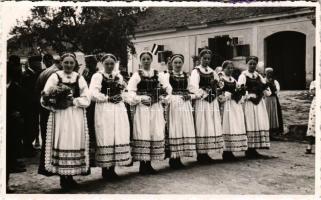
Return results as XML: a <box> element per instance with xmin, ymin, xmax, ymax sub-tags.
<box><xmin>265</xmin><ymin>31</ymin><xmax>306</xmax><ymax>90</ymax></box>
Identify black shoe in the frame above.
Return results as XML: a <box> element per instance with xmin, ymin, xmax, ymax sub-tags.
<box><xmin>222</xmin><ymin>151</ymin><xmax>238</xmax><ymax>162</ymax></box>
<box><xmin>102</xmin><ymin>167</ymin><xmax>119</xmax><ymax>180</ymax></box>
<box><xmin>9</xmin><ymin>166</ymin><xmax>26</xmax><ymax>173</ymax></box>
<box><xmin>245</xmin><ymin>149</ymin><xmax>273</xmax><ymax>159</ymax></box>
<box><xmin>6</xmin><ymin>186</ymin><xmax>15</xmax><ymax>193</ymax></box>
<box><xmin>169</xmin><ymin>158</ymin><xmax>185</xmax><ymax>169</ymax></box>
<box><xmin>245</xmin><ymin>149</ymin><xmax>258</xmax><ymax>159</ymax></box>
<box><xmin>60</xmin><ymin>176</ymin><xmax>71</xmax><ymax>192</ymax></box>
<box><xmin>139</xmin><ymin>162</ymin><xmax>148</xmax><ymax>175</ymax></box>
<box><xmin>102</xmin><ymin>168</ymin><xmax>109</xmax><ymax>179</ymax></box>
<box><xmin>139</xmin><ymin>161</ymin><xmax>156</xmax><ymax>175</ymax></box>
<box><xmin>145</xmin><ymin>161</ymin><xmax>157</xmax><ymax>174</ymax></box>
<box><xmin>197</xmin><ymin>154</ymin><xmax>214</xmax><ymax>164</ymax></box>
<box><xmin>169</xmin><ymin>158</ymin><xmax>178</xmax><ymax>169</ymax></box>
<box><xmin>23</xmin><ymin>147</ymin><xmax>38</xmax><ymax>158</ymax></box>
<box><xmin>17</xmin><ymin>161</ymin><xmax>26</xmax><ymax>168</ymax></box>
<box><xmin>67</xmin><ymin>176</ymin><xmax>78</xmax><ymax>189</ymax></box>
<box><xmin>9</xmin><ymin>160</ymin><xmax>26</xmax><ymax>170</ymax></box>
<box><xmin>197</xmin><ymin>154</ymin><xmax>206</xmax><ymax>164</ymax></box>
<box><xmin>305</xmin><ymin>149</ymin><xmax>313</xmax><ymax>154</ymax></box>
<box><xmin>146</xmin><ymin>163</ymin><xmax>157</xmax><ymax>174</ymax></box>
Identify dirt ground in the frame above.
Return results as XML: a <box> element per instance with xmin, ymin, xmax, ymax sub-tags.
<box><xmin>7</xmin><ymin>91</ymin><xmax>315</xmax><ymax>194</ymax></box>
<box><xmin>278</xmin><ymin>90</ymin><xmax>312</xmax><ymax>132</ymax></box>
<box><xmin>8</xmin><ymin>141</ymin><xmax>314</xmax><ymax>194</ymax></box>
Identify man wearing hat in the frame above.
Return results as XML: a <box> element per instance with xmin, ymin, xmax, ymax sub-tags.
<box><xmin>83</xmin><ymin>55</ymin><xmax>98</xmax><ymax>167</ymax></box>
<box><xmin>35</xmin><ymin>54</ymin><xmax>62</xmax><ymax>174</ymax></box>
<box><xmin>7</xmin><ymin>55</ymin><xmax>27</xmax><ymax>192</ymax></box>
<box><xmin>21</xmin><ymin>53</ymin><xmax>43</xmax><ymax>157</ymax></box>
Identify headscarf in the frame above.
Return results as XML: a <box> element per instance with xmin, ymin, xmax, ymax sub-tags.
<box><xmin>246</xmin><ymin>56</ymin><xmax>258</xmax><ymax>64</ymax></box>
<box><xmin>199</xmin><ymin>48</ymin><xmax>212</xmax><ymax>58</ymax></box>
<box><xmin>61</xmin><ymin>52</ymin><xmax>77</xmax><ymax>62</ymax></box>
<box><xmin>101</xmin><ymin>53</ymin><xmax>117</xmax><ymax>63</ymax></box>
<box><xmin>139</xmin><ymin>51</ymin><xmax>153</xmax><ymax>60</ymax></box>
<box><xmin>61</xmin><ymin>52</ymin><xmax>79</xmax><ymax>71</ymax></box>
<box><xmin>170</xmin><ymin>54</ymin><xmax>184</xmax><ymax>63</ymax></box>
<box><xmin>221</xmin><ymin>60</ymin><xmax>233</xmax><ymax>69</ymax></box>
<box><xmin>265</xmin><ymin>67</ymin><xmax>273</xmax><ymax>73</ymax></box>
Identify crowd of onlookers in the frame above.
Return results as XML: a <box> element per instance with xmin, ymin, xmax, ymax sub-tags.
<box><xmin>6</xmin><ymin>53</ymin><xmax>100</xmax><ymax>192</ymax></box>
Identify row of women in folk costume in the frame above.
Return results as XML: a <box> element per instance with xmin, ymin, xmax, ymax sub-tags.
<box><xmin>40</xmin><ymin>50</ymin><xmax>273</xmax><ymax>191</ymax></box>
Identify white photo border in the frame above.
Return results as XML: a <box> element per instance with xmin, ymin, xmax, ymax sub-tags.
<box><xmin>0</xmin><ymin>1</ymin><xmax>320</xmax><ymax>199</ymax></box>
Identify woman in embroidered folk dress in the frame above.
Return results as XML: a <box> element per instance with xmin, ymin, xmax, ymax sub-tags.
<box><xmin>264</xmin><ymin>68</ymin><xmax>284</xmax><ymax>139</ymax></box>
<box><xmin>126</xmin><ymin>51</ymin><xmax>170</xmax><ymax>174</ymax></box>
<box><xmin>89</xmin><ymin>54</ymin><xmax>131</xmax><ymax>179</ymax></box>
<box><xmin>237</xmin><ymin>56</ymin><xmax>271</xmax><ymax>158</ymax></box>
<box><xmin>306</xmin><ymin>80</ymin><xmax>315</xmax><ymax>154</ymax></box>
<box><xmin>218</xmin><ymin>61</ymin><xmax>248</xmax><ymax>161</ymax></box>
<box><xmin>41</xmin><ymin>53</ymin><xmax>90</xmax><ymax>190</ymax></box>
<box><xmin>189</xmin><ymin>49</ymin><xmax>224</xmax><ymax>163</ymax></box>
<box><xmin>161</xmin><ymin>54</ymin><xmax>197</xmax><ymax>169</ymax></box>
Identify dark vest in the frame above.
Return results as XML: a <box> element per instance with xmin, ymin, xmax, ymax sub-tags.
<box><xmin>136</xmin><ymin>69</ymin><xmax>159</xmax><ymax>95</ymax></box>
<box><xmin>169</xmin><ymin>72</ymin><xmax>189</xmax><ymax>95</ymax></box>
<box><xmin>100</xmin><ymin>73</ymin><xmax>122</xmax><ymax>96</ymax></box>
<box><xmin>196</xmin><ymin>68</ymin><xmax>218</xmax><ymax>90</ymax></box>
<box><xmin>245</xmin><ymin>75</ymin><xmax>263</xmax><ymax>94</ymax></box>
<box><xmin>56</xmin><ymin>72</ymin><xmax>80</xmax><ymax>98</ymax></box>
<box><xmin>245</xmin><ymin>74</ymin><xmax>267</xmax><ymax>105</ymax></box>
<box><xmin>221</xmin><ymin>79</ymin><xmax>236</xmax><ymax>94</ymax></box>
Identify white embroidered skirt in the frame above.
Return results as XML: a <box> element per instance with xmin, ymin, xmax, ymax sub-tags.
<box><xmin>131</xmin><ymin>103</ymin><xmax>165</xmax><ymax>161</ymax></box>
<box><xmin>45</xmin><ymin>107</ymin><xmax>89</xmax><ymax>176</ymax></box>
<box><xmin>243</xmin><ymin>99</ymin><xmax>270</xmax><ymax>149</ymax></box>
<box><xmin>222</xmin><ymin>99</ymin><xmax>248</xmax><ymax>152</ymax></box>
<box><xmin>94</xmin><ymin>101</ymin><xmax>131</xmax><ymax>168</ymax></box>
<box><xmin>194</xmin><ymin>99</ymin><xmax>224</xmax><ymax>154</ymax></box>
<box><xmin>167</xmin><ymin>95</ymin><xmax>197</xmax><ymax>158</ymax></box>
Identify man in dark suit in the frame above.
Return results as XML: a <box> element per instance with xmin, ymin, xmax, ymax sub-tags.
<box><xmin>35</xmin><ymin>55</ymin><xmax>62</xmax><ymax>175</ymax></box>
<box><xmin>7</xmin><ymin>56</ymin><xmax>27</xmax><ymax>192</ymax></box>
<box><xmin>21</xmin><ymin>54</ymin><xmax>43</xmax><ymax>157</ymax></box>
<box><xmin>42</xmin><ymin>54</ymin><xmax>54</xmax><ymax>69</ymax></box>
<box><xmin>83</xmin><ymin>55</ymin><xmax>98</xmax><ymax>167</ymax></box>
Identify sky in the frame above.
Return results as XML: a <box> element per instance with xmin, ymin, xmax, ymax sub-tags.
<box><xmin>2</xmin><ymin>4</ymin><xmax>33</xmax><ymax>39</ymax></box>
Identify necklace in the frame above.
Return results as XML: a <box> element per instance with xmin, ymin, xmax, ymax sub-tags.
<box><xmin>64</xmin><ymin>71</ymin><xmax>72</xmax><ymax>79</ymax></box>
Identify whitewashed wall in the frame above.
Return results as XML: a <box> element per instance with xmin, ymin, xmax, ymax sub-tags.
<box><xmin>129</xmin><ymin>15</ymin><xmax>315</xmax><ymax>86</ymax></box>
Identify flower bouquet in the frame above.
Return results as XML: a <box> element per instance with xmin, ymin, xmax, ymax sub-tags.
<box><xmin>203</xmin><ymin>79</ymin><xmax>219</xmax><ymax>103</ymax></box>
<box><xmin>248</xmin><ymin>83</ymin><xmax>268</xmax><ymax>105</ymax></box>
<box><xmin>150</xmin><ymin>84</ymin><xmax>168</xmax><ymax>105</ymax></box>
<box><xmin>231</xmin><ymin>84</ymin><xmax>246</xmax><ymax>103</ymax></box>
<box><xmin>42</xmin><ymin>84</ymin><xmax>73</xmax><ymax>109</ymax></box>
<box><xmin>107</xmin><ymin>76</ymin><xmax>125</xmax><ymax>104</ymax></box>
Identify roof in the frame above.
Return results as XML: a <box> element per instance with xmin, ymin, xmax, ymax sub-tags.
<box><xmin>135</xmin><ymin>7</ymin><xmax>315</xmax><ymax>33</ymax></box>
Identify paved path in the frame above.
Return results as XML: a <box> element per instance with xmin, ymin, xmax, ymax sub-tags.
<box><xmin>8</xmin><ymin>141</ymin><xmax>314</xmax><ymax>194</ymax></box>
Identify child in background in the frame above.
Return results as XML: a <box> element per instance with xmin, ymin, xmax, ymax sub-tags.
<box><xmin>306</xmin><ymin>80</ymin><xmax>315</xmax><ymax>154</ymax></box>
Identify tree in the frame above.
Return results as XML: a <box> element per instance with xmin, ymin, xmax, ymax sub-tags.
<box><xmin>9</xmin><ymin>6</ymin><xmax>142</xmax><ymax>67</ymax></box>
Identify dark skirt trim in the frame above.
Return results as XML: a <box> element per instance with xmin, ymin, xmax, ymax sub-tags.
<box><xmin>131</xmin><ymin>140</ymin><xmax>165</xmax><ymax>161</ymax></box>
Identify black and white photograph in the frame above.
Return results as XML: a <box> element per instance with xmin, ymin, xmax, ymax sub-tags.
<box><xmin>3</xmin><ymin>2</ymin><xmax>319</xmax><ymax>196</ymax></box>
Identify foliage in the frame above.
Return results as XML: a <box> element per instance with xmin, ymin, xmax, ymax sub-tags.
<box><xmin>10</xmin><ymin>7</ymin><xmax>142</xmax><ymax>66</ymax></box>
